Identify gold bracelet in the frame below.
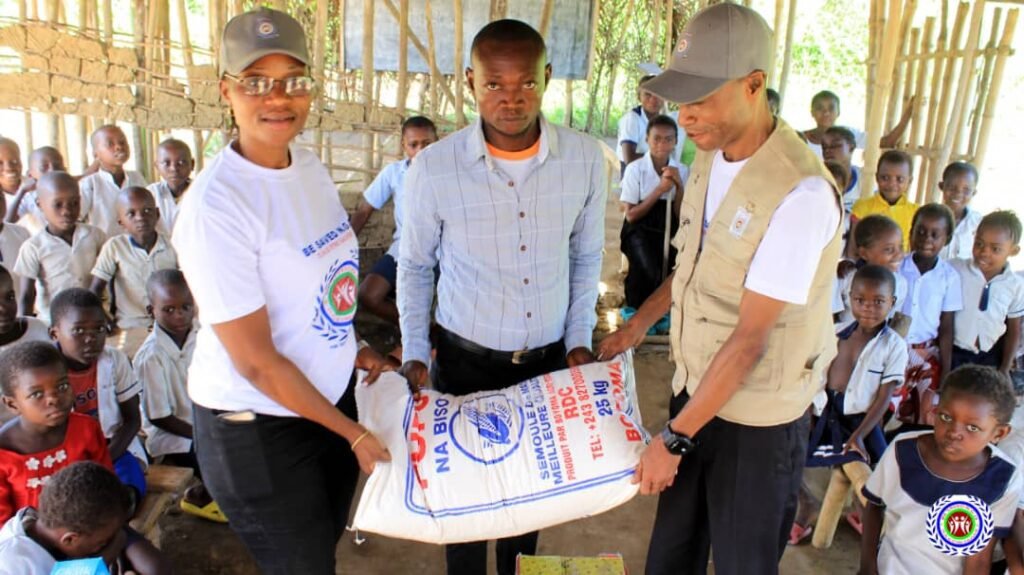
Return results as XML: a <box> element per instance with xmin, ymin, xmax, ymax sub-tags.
<box><xmin>350</xmin><ymin>430</ymin><xmax>371</xmax><ymax>450</ymax></box>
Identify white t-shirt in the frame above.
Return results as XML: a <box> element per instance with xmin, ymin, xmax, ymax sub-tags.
<box><xmin>91</xmin><ymin>233</ymin><xmax>178</xmax><ymax>328</ymax></box>
<box><xmin>0</xmin><ymin>223</ymin><xmax>30</xmax><ymax>305</ymax></box>
<box><xmin>0</xmin><ymin>508</ymin><xmax>54</xmax><ymax>575</ymax></box>
<box><xmin>704</xmin><ymin>150</ymin><xmax>841</xmax><ymax>304</ymax></box>
<box><xmin>619</xmin><ymin>152</ymin><xmax>688</xmax><ymax>205</ymax></box>
<box><xmin>173</xmin><ymin>144</ymin><xmax>359</xmax><ymax>416</ymax></box>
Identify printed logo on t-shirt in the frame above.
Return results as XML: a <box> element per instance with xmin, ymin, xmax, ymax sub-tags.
<box><xmin>312</xmin><ymin>258</ymin><xmax>358</xmax><ymax>348</ymax></box>
<box><xmin>926</xmin><ymin>494</ymin><xmax>994</xmax><ymax>557</ymax></box>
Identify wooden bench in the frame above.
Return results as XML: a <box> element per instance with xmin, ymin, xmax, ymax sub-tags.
<box><xmin>129</xmin><ymin>464</ymin><xmax>194</xmax><ymax>547</ymax></box>
<box><xmin>811</xmin><ymin>460</ymin><xmax>872</xmax><ymax>549</ymax></box>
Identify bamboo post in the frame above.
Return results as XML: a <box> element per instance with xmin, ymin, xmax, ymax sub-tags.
<box><xmin>454</xmin><ymin>0</ymin><xmax>466</xmax><ymax>125</ymax></box>
<box><xmin>975</xmin><ymin>9</ymin><xmax>1018</xmax><ymax>169</ymax></box>
<box><xmin>313</xmin><ymin>0</ymin><xmax>328</xmax><ymax>163</ymax></box>
<box><xmin>865</xmin><ymin>0</ymin><xmax>880</xmax><ymax>128</ymax></box>
<box><xmin>362</xmin><ymin>0</ymin><xmax>375</xmax><ymax>187</ymax></box>
<box><xmin>43</xmin><ymin>0</ymin><xmax>62</xmax><ymax>157</ymax></box>
<box><xmin>918</xmin><ymin>15</ymin><xmax>949</xmax><ymax>203</ymax></box>
<box><xmin>76</xmin><ymin>0</ymin><xmax>91</xmax><ymax>171</ymax></box>
<box><xmin>908</xmin><ymin>18</ymin><xmax>934</xmax><ymax>152</ymax></box>
<box><xmin>861</xmin><ymin>0</ymin><xmax>903</xmax><ymax>199</ymax></box>
<box><xmin>649</xmin><ymin>0</ymin><xmax>662</xmax><ymax>64</ymax></box>
<box><xmin>175</xmin><ymin>0</ymin><xmax>204</xmax><ymax>170</ymax></box>
<box><xmin>397</xmin><ymin>0</ymin><xmax>409</xmax><ymax>115</ymax></box>
<box><xmin>885</xmin><ymin>0</ymin><xmax>916</xmax><ymax>137</ymax></box>
<box><xmin>539</xmin><ymin>0</ymin><xmax>554</xmax><ymax>36</ymax></box>
<box><xmin>17</xmin><ymin>0</ymin><xmax>33</xmax><ymax>154</ymax></box>
<box><xmin>927</xmin><ymin>1</ymin><xmax>972</xmax><ymax>199</ymax></box>
<box><xmin>772</xmin><ymin>0</ymin><xmax>784</xmax><ymax>87</ymax></box>
<box><xmin>663</xmin><ymin>0</ymin><xmax>674</xmax><ymax>68</ymax></box>
<box><xmin>968</xmin><ymin>8</ymin><xmax>1002</xmax><ymax>159</ymax></box>
<box><xmin>900</xmin><ymin>27</ymin><xmax>920</xmax><ymax>146</ymax></box>
<box><xmin>778</xmin><ymin>0</ymin><xmax>798</xmax><ymax>103</ymax></box>
<box><xmin>425</xmin><ymin>0</ymin><xmax>439</xmax><ymax>118</ymax></box>
<box><xmin>381</xmin><ymin>0</ymin><xmax>458</xmax><ymax>109</ymax></box>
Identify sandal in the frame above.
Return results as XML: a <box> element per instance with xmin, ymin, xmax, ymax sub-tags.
<box><xmin>788</xmin><ymin>522</ymin><xmax>813</xmax><ymax>545</ymax></box>
<box><xmin>845</xmin><ymin>511</ymin><xmax>863</xmax><ymax>535</ymax></box>
<box><xmin>180</xmin><ymin>499</ymin><xmax>229</xmax><ymax>524</ymax></box>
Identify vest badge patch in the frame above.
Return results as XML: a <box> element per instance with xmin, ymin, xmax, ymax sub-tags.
<box><xmin>729</xmin><ymin>206</ymin><xmax>753</xmax><ymax>238</ymax></box>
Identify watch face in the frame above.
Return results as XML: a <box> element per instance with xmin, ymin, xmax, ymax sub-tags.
<box><xmin>661</xmin><ymin>426</ymin><xmax>691</xmax><ymax>455</ymax></box>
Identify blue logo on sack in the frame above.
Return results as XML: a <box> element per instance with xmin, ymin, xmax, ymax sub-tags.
<box><xmin>450</xmin><ymin>395</ymin><xmax>524</xmax><ymax>464</ymax></box>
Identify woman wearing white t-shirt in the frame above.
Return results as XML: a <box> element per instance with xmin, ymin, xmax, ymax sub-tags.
<box><xmin>172</xmin><ymin>9</ymin><xmax>390</xmax><ymax>574</ymax></box>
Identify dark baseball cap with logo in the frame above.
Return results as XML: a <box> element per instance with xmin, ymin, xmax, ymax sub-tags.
<box><xmin>643</xmin><ymin>3</ymin><xmax>773</xmax><ymax>105</ymax></box>
<box><xmin>219</xmin><ymin>8</ymin><xmax>309</xmax><ymax>76</ymax></box>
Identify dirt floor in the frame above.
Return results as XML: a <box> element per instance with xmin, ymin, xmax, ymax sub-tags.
<box><xmin>157</xmin><ymin>158</ymin><xmax>862</xmax><ymax>573</ymax></box>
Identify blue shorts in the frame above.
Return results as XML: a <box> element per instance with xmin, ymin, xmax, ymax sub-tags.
<box><xmin>114</xmin><ymin>451</ymin><xmax>147</xmax><ymax>499</ymax></box>
<box><xmin>369</xmin><ymin>253</ymin><xmax>398</xmax><ymax>288</ymax></box>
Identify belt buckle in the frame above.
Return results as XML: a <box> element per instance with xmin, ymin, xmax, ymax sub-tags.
<box><xmin>511</xmin><ymin>349</ymin><xmax>529</xmax><ymax>365</ymax></box>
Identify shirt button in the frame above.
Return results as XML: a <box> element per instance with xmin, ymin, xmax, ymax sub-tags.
<box><xmin>520</xmin><ymin>245</ymin><xmax>526</xmax><ymax>252</ymax></box>
<box><xmin>508</xmin><ymin>180</ymin><xmax>515</xmax><ymax>187</ymax></box>
<box><xmin>524</xmin><ymin>278</ymin><xmax>530</xmax><ymax>285</ymax></box>
<box><xmin>519</xmin><ymin>212</ymin><xmax>525</xmax><ymax>218</ymax></box>
<box><xmin>526</xmin><ymin>312</ymin><xmax>532</xmax><ymax>318</ymax></box>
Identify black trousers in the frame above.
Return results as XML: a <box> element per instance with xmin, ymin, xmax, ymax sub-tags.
<box><xmin>434</xmin><ymin>328</ymin><xmax>568</xmax><ymax>575</ymax></box>
<box><xmin>193</xmin><ymin>382</ymin><xmax>360</xmax><ymax>575</ymax></box>
<box><xmin>645</xmin><ymin>392</ymin><xmax>809</xmax><ymax>575</ymax></box>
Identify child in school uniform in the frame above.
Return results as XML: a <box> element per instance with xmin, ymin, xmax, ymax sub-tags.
<box><xmin>147</xmin><ymin>138</ymin><xmax>194</xmax><ymax>236</ymax></box>
<box><xmin>793</xmin><ymin>265</ymin><xmax>909</xmax><ymax>544</ymax></box>
<box><xmin>939</xmin><ymin>161</ymin><xmax>983</xmax><ymax>260</ymax></box>
<box><xmin>0</xmin><ymin>461</ymin><xmax>167</xmax><ymax>575</ymax></box>
<box><xmin>0</xmin><ymin>342</ymin><xmax>113</xmax><ymax>524</ymax></box>
<box><xmin>78</xmin><ymin>125</ymin><xmax>147</xmax><ymax>238</ymax></box>
<box><xmin>350</xmin><ymin>116</ymin><xmax>438</xmax><ymax>327</ymax></box>
<box><xmin>5</xmin><ymin>146</ymin><xmax>69</xmax><ymax>236</ymax></box>
<box><xmin>12</xmin><ymin>172</ymin><xmax>105</xmax><ymax>323</ymax></box>
<box><xmin>833</xmin><ymin>215</ymin><xmax>908</xmax><ymax>326</ymax></box>
<box><xmin>619</xmin><ymin>115</ymin><xmax>686</xmax><ymax>321</ymax></box>
<box><xmin>822</xmin><ymin>127</ymin><xmax>862</xmax><ymax>213</ymax></box>
<box><xmin>898</xmin><ymin>203</ymin><xmax>962</xmax><ymax>427</ymax></box>
<box><xmin>47</xmin><ymin>289</ymin><xmax>145</xmax><ymax>502</ymax></box>
<box><xmin>861</xmin><ymin>365</ymin><xmax>1021</xmax><ymax>574</ymax></box>
<box><xmin>616</xmin><ymin>75</ymin><xmax>684</xmax><ymax>170</ymax></box>
<box><xmin>950</xmin><ymin>210</ymin><xmax>1024</xmax><ymax>373</ymax></box>
<box><xmin>90</xmin><ymin>187</ymin><xmax>178</xmax><ymax>358</ymax></box>
<box><xmin>851</xmin><ymin>150</ymin><xmax>919</xmax><ymax>251</ymax></box>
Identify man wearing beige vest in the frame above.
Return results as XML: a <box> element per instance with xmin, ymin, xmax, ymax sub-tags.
<box><xmin>597</xmin><ymin>5</ymin><xmax>842</xmax><ymax>575</ymax></box>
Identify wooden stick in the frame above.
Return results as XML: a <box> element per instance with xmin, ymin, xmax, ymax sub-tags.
<box><xmin>968</xmin><ymin>8</ymin><xmax>1002</xmax><ymax>159</ymax></box>
<box><xmin>564</xmin><ymin>79</ymin><xmax>573</xmax><ymax>127</ymax></box>
<box><xmin>900</xmin><ymin>27</ymin><xmax>920</xmax><ymax>147</ymax></box>
<box><xmin>664</xmin><ymin>0</ymin><xmax>674</xmax><ymax>67</ymax></box>
<box><xmin>908</xmin><ymin>19</ymin><xmax>931</xmax><ymax>151</ymax></box>
<box><xmin>539</xmin><ymin>0</ymin><xmax>554</xmax><ymax>36</ymax></box>
<box><xmin>951</xmin><ymin>3</ymin><xmax>987</xmax><ymax>163</ymax></box>
<box><xmin>397</xmin><ymin>0</ymin><xmax>409</xmax><ymax>115</ymax></box>
<box><xmin>425</xmin><ymin>0</ymin><xmax>440</xmax><ymax>118</ymax></box>
<box><xmin>886</xmin><ymin>0</ymin><xmax>917</xmax><ymax>136</ymax></box>
<box><xmin>380</xmin><ymin>0</ymin><xmax>458</xmax><ymax>108</ymax></box>
<box><xmin>927</xmin><ymin>1</ymin><xmax>972</xmax><ymax>200</ymax></box>
<box><xmin>866</xmin><ymin>0</ymin><xmax>880</xmax><ymax>128</ymax></box>
<box><xmin>44</xmin><ymin>0</ymin><xmax>61</xmax><ymax>156</ymax></box>
<box><xmin>861</xmin><ymin>0</ymin><xmax>903</xmax><ymax>199</ymax></box>
<box><xmin>974</xmin><ymin>8</ymin><xmax>1018</xmax><ymax>169</ymax></box>
<box><xmin>174</xmin><ymin>0</ymin><xmax>204</xmax><ymax>170</ymax></box>
<box><xmin>773</xmin><ymin>0</ymin><xmax>784</xmax><ymax>88</ymax></box>
<box><xmin>314</xmin><ymin>0</ymin><xmax>328</xmax><ymax>163</ymax></box>
<box><xmin>362</xmin><ymin>0</ymin><xmax>375</xmax><ymax>187</ymax></box>
<box><xmin>454</xmin><ymin>0</ymin><xmax>466</xmax><ymax>125</ymax></box>
<box><xmin>918</xmin><ymin>12</ymin><xmax>948</xmax><ymax>203</ymax></box>
<box><xmin>778</xmin><ymin>0</ymin><xmax>798</xmax><ymax>103</ymax></box>
<box><xmin>17</xmin><ymin>0</ymin><xmax>33</xmax><ymax>154</ymax></box>
<box><xmin>649</xmin><ymin>0</ymin><xmax>662</xmax><ymax>63</ymax></box>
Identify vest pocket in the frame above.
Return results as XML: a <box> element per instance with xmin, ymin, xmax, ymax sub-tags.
<box><xmin>693</xmin><ymin>316</ymin><xmax>783</xmax><ymax>392</ymax></box>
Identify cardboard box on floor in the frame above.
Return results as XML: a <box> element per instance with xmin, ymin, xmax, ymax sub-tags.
<box><xmin>516</xmin><ymin>554</ymin><xmax>627</xmax><ymax>575</ymax></box>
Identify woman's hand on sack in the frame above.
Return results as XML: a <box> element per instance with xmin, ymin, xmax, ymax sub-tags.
<box><xmin>353</xmin><ymin>431</ymin><xmax>391</xmax><ymax>475</ymax></box>
<box><xmin>566</xmin><ymin>347</ymin><xmax>597</xmax><ymax>367</ymax></box>
<box><xmin>633</xmin><ymin>436</ymin><xmax>681</xmax><ymax>495</ymax></box>
<box><xmin>398</xmin><ymin>360</ymin><xmax>430</xmax><ymax>396</ymax></box>
<box><xmin>356</xmin><ymin>345</ymin><xmax>395</xmax><ymax>384</ymax></box>
<box><xmin>596</xmin><ymin>322</ymin><xmax>645</xmax><ymax>361</ymax></box>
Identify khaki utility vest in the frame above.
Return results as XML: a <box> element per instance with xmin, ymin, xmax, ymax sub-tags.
<box><xmin>668</xmin><ymin>119</ymin><xmax>842</xmax><ymax>426</ymax></box>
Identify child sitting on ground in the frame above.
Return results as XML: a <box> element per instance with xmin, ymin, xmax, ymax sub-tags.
<box><xmin>950</xmin><ymin>210</ymin><xmax>1024</xmax><ymax>374</ymax></box>
<box><xmin>350</xmin><ymin>116</ymin><xmax>438</xmax><ymax>327</ymax></box>
<box><xmin>90</xmin><ymin>187</ymin><xmax>178</xmax><ymax>357</ymax></box>
<box><xmin>898</xmin><ymin>203</ymin><xmax>961</xmax><ymax>427</ymax></box>
<box><xmin>13</xmin><ymin>172</ymin><xmax>106</xmax><ymax>322</ymax></box>
<box><xmin>793</xmin><ymin>265</ymin><xmax>909</xmax><ymax>544</ymax></box>
<box><xmin>833</xmin><ymin>215</ymin><xmax>907</xmax><ymax>326</ymax></box>
<box><xmin>851</xmin><ymin>150</ymin><xmax>919</xmax><ymax>251</ymax></box>
<box><xmin>135</xmin><ymin>270</ymin><xmax>223</xmax><ymax>523</ymax></box>
<box><xmin>939</xmin><ymin>161</ymin><xmax>983</xmax><ymax>260</ymax></box>
<box><xmin>48</xmin><ymin>288</ymin><xmax>145</xmax><ymax>502</ymax></box>
<box><xmin>79</xmin><ymin>125</ymin><xmax>147</xmax><ymax>238</ymax></box>
<box><xmin>860</xmin><ymin>365</ymin><xmax>1021</xmax><ymax>574</ymax></box>
<box><xmin>0</xmin><ymin>342</ymin><xmax>113</xmax><ymax>523</ymax></box>
<box><xmin>147</xmin><ymin>138</ymin><xmax>194</xmax><ymax>236</ymax></box>
<box><xmin>619</xmin><ymin>115</ymin><xmax>686</xmax><ymax>330</ymax></box>
<box><xmin>0</xmin><ymin>461</ymin><xmax>168</xmax><ymax>575</ymax></box>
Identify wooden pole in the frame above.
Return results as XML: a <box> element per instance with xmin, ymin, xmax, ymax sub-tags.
<box><xmin>918</xmin><ymin>13</ymin><xmax>949</xmax><ymax>203</ymax></box>
<box><xmin>44</xmin><ymin>0</ymin><xmax>62</xmax><ymax>156</ymax></box>
<box><xmin>425</xmin><ymin>0</ymin><xmax>440</xmax><ymax>118</ymax></box>
<box><xmin>663</xmin><ymin>0</ymin><xmax>674</xmax><ymax>68</ymax></box>
<box><xmin>909</xmin><ymin>18</ymin><xmax>934</xmax><ymax>153</ymax></box>
<box><xmin>778</xmin><ymin>0</ymin><xmax>798</xmax><ymax>103</ymax></box>
<box><xmin>76</xmin><ymin>0</ymin><xmax>90</xmax><ymax>171</ymax></box>
<box><xmin>861</xmin><ymin>0</ymin><xmax>903</xmax><ymax>199</ymax></box>
<box><xmin>773</xmin><ymin>0</ymin><xmax>784</xmax><ymax>88</ymax></box>
<box><xmin>649</xmin><ymin>0</ymin><xmax>662</xmax><ymax>63</ymax></box>
<box><xmin>397</xmin><ymin>0</ymin><xmax>409</xmax><ymax>115</ymax></box>
<box><xmin>900</xmin><ymin>27</ymin><xmax>920</xmax><ymax>147</ymax></box>
<box><xmin>454</xmin><ymin>0</ymin><xmax>466</xmax><ymax>125</ymax></box>
<box><xmin>974</xmin><ymin>9</ymin><xmax>1018</xmax><ymax>169</ymax></box>
<box><xmin>967</xmin><ymin>8</ymin><xmax>1002</xmax><ymax>159</ymax></box>
<box><xmin>362</xmin><ymin>0</ymin><xmax>375</xmax><ymax>186</ymax></box>
<box><xmin>175</xmin><ymin>0</ymin><xmax>204</xmax><ymax>170</ymax></box>
<box><xmin>314</xmin><ymin>0</ymin><xmax>328</xmax><ymax>163</ymax></box>
<box><xmin>17</xmin><ymin>0</ymin><xmax>33</xmax><ymax>154</ymax></box>
<box><xmin>886</xmin><ymin>0</ymin><xmax>916</xmax><ymax>136</ymax></box>
<box><xmin>540</xmin><ymin>0</ymin><xmax>554</xmax><ymax>36</ymax></box>
<box><xmin>866</xmin><ymin>0</ymin><xmax>881</xmax><ymax>128</ymax></box>
<box><xmin>564</xmin><ymin>80</ymin><xmax>574</xmax><ymax>127</ymax></box>
<box><xmin>927</xmin><ymin>1</ymin><xmax>971</xmax><ymax>200</ymax></box>
<box><xmin>381</xmin><ymin>0</ymin><xmax>458</xmax><ymax>109</ymax></box>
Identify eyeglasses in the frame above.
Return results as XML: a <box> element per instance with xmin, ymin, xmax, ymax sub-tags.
<box><xmin>224</xmin><ymin>74</ymin><xmax>315</xmax><ymax>97</ymax></box>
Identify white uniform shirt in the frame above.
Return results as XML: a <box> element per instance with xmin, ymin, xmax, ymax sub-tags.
<box><xmin>940</xmin><ymin>208</ymin><xmax>983</xmax><ymax>261</ymax></box>
<box><xmin>0</xmin><ymin>318</ymin><xmax>49</xmax><ymax>352</ymax></box>
<box><xmin>899</xmin><ymin>255</ymin><xmax>964</xmax><ymax>344</ymax></box>
<box><xmin>136</xmin><ymin>326</ymin><xmax>195</xmax><ymax>458</ymax></box>
<box><xmin>174</xmin><ymin>144</ymin><xmax>358</xmax><ymax>416</ymax></box>
<box><xmin>0</xmin><ymin>223</ymin><xmax>30</xmax><ymax>305</ymax></box>
<box><xmin>950</xmin><ymin>259</ymin><xmax>1024</xmax><ymax>354</ymax></box>
<box><xmin>362</xmin><ymin>159</ymin><xmax>408</xmax><ymax>259</ymax></box>
<box><xmin>91</xmin><ymin>233</ymin><xmax>178</xmax><ymax>328</ymax></box>
<box><xmin>146</xmin><ymin>180</ymin><xmax>183</xmax><ymax>237</ymax></box>
<box><xmin>864</xmin><ymin>430</ymin><xmax>1021</xmax><ymax>575</ymax></box>
<box><xmin>12</xmin><ymin>224</ymin><xmax>106</xmax><ymax>321</ymax></box>
<box><xmin>79</xmin><ymin>170</ymin><xmax>147</xmax><ymax>237</ymax></box>
<box><xmin>832</xmin><ymin>321</ymin><xmax>908</xmax><ymax>414</ymax></box>
<box><xmin>0</xmin><ymin>508</ymin><xmax>55</xmax><ymax>575</ymax></box>
<box><xmin>616</xmin><ymin>107</ymin><xmax>685</xmax><ymax>164</ymax></box>
<box><xmin>619</xmin><ymin>151</ymin><xmax>688</xmax><ymax>205</ymax></box>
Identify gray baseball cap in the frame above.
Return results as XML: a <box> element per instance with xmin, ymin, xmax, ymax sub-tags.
<box><xmin>219</xmin><ymin>8</ymin><xmax>309</xmax><ymax>76</ymax></box>
<box><xmin>643</xmin><ymin>3</ymin><xmax>773</xmax><ymax>104</ymax></box>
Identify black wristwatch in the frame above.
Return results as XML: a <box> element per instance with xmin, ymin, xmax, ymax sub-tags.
<box><xmin>660</xmin><ymin>423</ymin><xmax>696</xmax><ymax>456</ymax></box>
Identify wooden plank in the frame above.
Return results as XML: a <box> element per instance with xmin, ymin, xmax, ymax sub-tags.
<box><xmin>146</xmin><ymin>464</ymin><xmax>194</xmax><ymax>493</ymax></box>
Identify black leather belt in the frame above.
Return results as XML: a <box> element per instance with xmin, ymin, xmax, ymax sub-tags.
<box><xmin>439</xmin><ymin>328</ymin><xmax>563</xmax><ymax>365</ymax></box>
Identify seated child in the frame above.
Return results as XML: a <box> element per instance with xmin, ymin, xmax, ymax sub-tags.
<box><xmin>79</xmin><ymin>125</ymin><xmax>147</xmax><ymax>238</ymax></box>
<box><xmin>851</xmin><ymin>150</ymin><xmax>919</xmax><ymax>251</ymax></box>
<box><xmin>0</xmin><ymin>461</ymin><xmax>168</xmax><ymax>575</ymax></box>
<box><xmin>833</xmin><ymin>215</ymin><xmax>907</xmax><ymax>325</ymax></box>
<box><xmin>147</xmin><ymin>138</ymin><xmax>194</xmax><ymax>236</ymax></box>
<box><xmin>617</xmin><ymin>75</ymin><xmax>683</xmax><ymax>169</ymax></box>
<box><xmin>13</xmin><ymin>172</ymin><xmax>105</xmax><ymax>322</ymax></box>
<box><xmin>861</xmin><ymin>365</ymin><xmax>1021</xmax><ymax>575</ymax></box>
<box><xmin>350</xmin><ymin>116</ymin><xmax>438</xmax><ymax>327</ymax></box>
<box><xmin>0</xmin><ymin>341</ymin><xmax>113</xmax><ymax>523</ymax></box>
<box><xmin>619</xmin><ymin>115</ymin><xmax>686</xmax><ymax>321</ymax></box>
<box><xmin>802</xmin><ymin>90</ymin><xmax>912</xmax><ymax>157</ymax></box>
<box><xmin>90</xmin><ymin>187</ymin><xmax>178</xmax><ymax>357</ymax></box>
<box><xmin>0</xmin><ymin>267</ymin><xmax>49</xmax><ymax>425</ymax></box>
<box><xmin>938</xmin><ymin>161</ymin><xmax>983</xmax><ymax>260</ymax></box>
<box><xmin>898</xmin><ymin>203</ymin><xmax>962</xmax><ymax>427</ymax></box>
<box><xmin>0</xmin><ymin>180</ymin><xmax>30</xmax><ymax>311</ymax></box>
<box><xmin>822</xmin><ymin>127</ymin><xmax>862</xmax><ymax>212</ymax></box>
<box><xmin>950</xmin><ymin>210</ymin><xmax>1024</xmax><ymax>373</ymax></box>
<box><xmin>48</xmin><ymin>288</ymin><xmax>146</xmax><ymax>501</ymax></box>
<box><xmin>135</xmin><ymin>270</ymin><xmax>222</xmax><ymax>522</ymax></box>
<box><xmin>6</xmin><ymin>146</ymin><xmax>68</xmax><ymax>235</ymax></box>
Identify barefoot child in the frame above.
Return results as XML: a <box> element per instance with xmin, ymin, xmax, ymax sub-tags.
<box><xmin>90</xmin><ymin>187</ymin><xmax>178</xmax><ymax>357</ymax></box>
<box><xmin>79</xmin><ymin>125</ymin><xmax>147</xmax><ymax>237</ymax></box>
<box><xmin>861</xmin><ymin>365</ymin><xmax>1022</xmax><ymax>574</ymax></box>
<box><xmin>48</xmin><ymin>289</ymin><xmax>145</xmax><ymax>501</ymax></box>
<box><xmin>0</xmin><ymin>342</ymin><xmax>112</xmax><ymax>523</ymax></box>
<box><xmin>13</xmin><ymin>172</ymin><xmax>106</xmax><ymax>322</ymax></box>
<box><xmin>147</xmin><ymin>138</ymin><xmax>194</xmax><ymax>236</ymax></box>
<box><xmin>135</xmin><ymin>270</ymin><xmax>223</xmax><ymax>523</ymax></box>
<box><xmin>0</xmin><ymin>461</ymin><xmax>168</xmax><ymax>575</ymax></box>
<box><xmin>950</xmin><ymin>210</ymin><xmax>1024</xmax><ymax>374</ymax></box>
<box><xmin>939</xmin><ymin>161</ymin><xmax>983</xmax><ymax>261</ymax></box>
